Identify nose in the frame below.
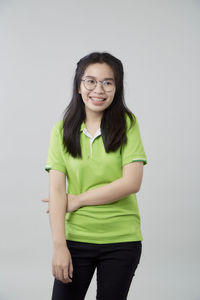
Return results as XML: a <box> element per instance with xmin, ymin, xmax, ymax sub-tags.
<box><xmin>93</xmin><ymin>81</ymin><xmax>105</xmax><ymax>93</ymax></box>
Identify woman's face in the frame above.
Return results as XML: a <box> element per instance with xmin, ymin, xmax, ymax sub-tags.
<box><xmin>78</xmin><ymin>63</ymin><xmax>116</xmax><ymax>116</ymax></box>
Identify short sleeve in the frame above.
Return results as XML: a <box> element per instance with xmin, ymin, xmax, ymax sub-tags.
<box><xmin>45</xmin><ymin>122</ymin><xmax>67</xmax><ymax>175</ymax></box>
<box><xmin>121</xmin><ymin>115</ymin><xmax>148</xmax><ymax>167</ymax></box>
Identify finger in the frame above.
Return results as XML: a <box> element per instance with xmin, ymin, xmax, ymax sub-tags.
<box><xmin>61</xmin><ymin>277</ymin><xmax>71</xmax><ymax>284</ymax></box>
<box><xmin>63</xmin><ymin>266</ymin><xmax>69</xmax><ymax>280</ymax></box>
<box><xmin>62</xmin><ymin>265</ymin><xmax>72</xmax><ymax>283</ymax></box>
<box><xmin>56</xmin><ymin>267</ymin><xmax>63</xmax><ymax>281</ymax></box>
<box><xmin>41</xmin><ymin>199</ymin><xmax>49</xmax><ymax>202</ymax></box>
<box><xmin>52</xmin><ymin>264</ymin><xmax>56</xmax><ymax>278</ymax></box>
<box><xmin>69</xmin><ymin>261</ymin><xmax>73</xmax><ymax>279</ymax></box>
<box><xmin>63</xmin><ymin>265</ymin><xmax>72</xmax><ymax>282</ymax></box>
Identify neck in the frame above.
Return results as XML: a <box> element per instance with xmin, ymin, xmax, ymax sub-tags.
<box><xmin>85</xmin><ymin>110</ymin><xmax>103</xmax><ymax>125</ymax></box>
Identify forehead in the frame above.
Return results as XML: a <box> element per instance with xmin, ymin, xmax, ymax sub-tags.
<box><xmin>83</xmin><ymin>63</ymin><xmax>114</xmax><ymax>80</ymax></box>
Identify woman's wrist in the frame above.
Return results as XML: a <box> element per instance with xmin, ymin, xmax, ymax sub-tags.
<box><xmin>53</xmin><ymin>241</ymin><xmax>68</xmax><ymax>249</ymax></box>
<box><xmin>77</xmin><ymin>194</ymin><xmax>83</xmax><ymax>208</ymax></box>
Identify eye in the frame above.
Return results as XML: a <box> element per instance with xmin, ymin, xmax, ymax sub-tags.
<box><xmin>104</xmin><ymin>81</ymin><xmax>112</xmax><ymax>85</ymax></box>
<box><xmin>87</xmin><ymin>79</ymin><xmax>95</xmax><ymax>84</ymax></box>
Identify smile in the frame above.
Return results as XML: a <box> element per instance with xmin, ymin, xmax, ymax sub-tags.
<box><xmin>89</xmin><ymin>97</ymin><xmax>106</xmax><ymax>102</ymax></box>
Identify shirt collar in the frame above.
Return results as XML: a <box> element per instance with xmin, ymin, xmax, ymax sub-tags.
<box><xmin>80</xmin><ymin>121</ymin><xmax>87</xmax><ymax>132</ymax></box>
<box><xmin>80</xmin><ymin>121</ymin><xmax>101</xmax><ymax>136</ymax></box>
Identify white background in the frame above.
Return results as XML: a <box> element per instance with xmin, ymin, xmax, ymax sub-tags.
<box><xmin>0</xmin><ymin>0</ymin><xmax>199</xmax><ymax>299</ymax></box>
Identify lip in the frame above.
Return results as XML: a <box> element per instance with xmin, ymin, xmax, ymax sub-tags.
<box><xmin>89</xmin><ymin>96</ymin><xmax>106</xmax><ymax>100</ymax></box>
<box><xmin>89</xmin><ymin>97</ymin><xmax>106</xmax><ymax>105</ymax></box>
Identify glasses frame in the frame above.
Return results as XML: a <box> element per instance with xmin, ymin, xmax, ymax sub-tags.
<box><xmin>81</xmin><ymin>77</ymin><xmax>115</xmax><ymax>92</ymax></box>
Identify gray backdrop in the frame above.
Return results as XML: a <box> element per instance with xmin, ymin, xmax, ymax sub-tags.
<box><xmin>0</xmin><ymin>0</ymin><xmax>199</xmax><ymax>299</ymax></box>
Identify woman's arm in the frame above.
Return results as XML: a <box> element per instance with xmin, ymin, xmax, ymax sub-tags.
<box><xmin>43</xmin><ymin>162</ymin><xmax>144</xmax><ymax>212</ymax></box>
<box><xmin>78</xmin><ymin>161</ymin><xmax>144</xmax><ymax>207</ymax></box>
<box><xmin>48</xmin><ymin>169</ymin><xmax>73</xmax><ymax>284</ymax></box>
<box><xmin>48</xmin><ymin>170</ymin><xmax>68</xmax><ymax>248</ymax></box>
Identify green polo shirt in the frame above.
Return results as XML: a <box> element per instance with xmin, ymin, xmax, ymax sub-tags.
<box><xmin>45</xmin><ymin>112</ymin><xmax>148</xmax><ymax>244</ymax></box>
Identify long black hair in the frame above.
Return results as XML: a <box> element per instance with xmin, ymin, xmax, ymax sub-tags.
<box><xmin>62</xmin><ymin>51</ymin><xmax>135</xmax><ymax>158</ymax></box>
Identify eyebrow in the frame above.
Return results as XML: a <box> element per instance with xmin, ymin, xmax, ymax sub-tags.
<box><xmin>84</xmin><ymin>75</ymin><xmax>114</xmax><ymax>81</ymax></box>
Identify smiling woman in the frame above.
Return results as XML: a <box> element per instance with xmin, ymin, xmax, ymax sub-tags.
<box><xmin>44</xmin><ymin>51</ymin><xmax>148</xmax><ymax>300</ymax></box>
<box><xmin>78</xmin><ymin>62</ymin><xmax>116</xmax><ymax>113</ymax></box>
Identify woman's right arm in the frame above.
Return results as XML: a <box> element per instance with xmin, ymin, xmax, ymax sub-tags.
<box><xmin>49</xmin><ymin>169</ymin><xmax>73</xmax><ymax>284</ymax></box>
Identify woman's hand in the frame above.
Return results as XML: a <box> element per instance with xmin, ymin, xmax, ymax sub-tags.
<box><xmin>41</xmin><ymin>198</ymin><xmax>50</xmax><ymax>213</ymax></box>
<box><xmin>52</xmin><ymin>244</ymin><xmax>73</xmax><ymax>284</ymax></box>
<box><xmin>41</xmin><ymin>194</ymin><xmax>81</xmax><ymax>213</ymax></box>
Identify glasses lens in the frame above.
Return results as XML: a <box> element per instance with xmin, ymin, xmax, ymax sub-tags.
<box><xmin>103</xmin><ymin>80</ymin><xmax>114</xmax><ymax>92</ymax></box>
<box><xmin>84</xmin><ymin>78</ymin><xmax>96</xmax><ymax>90</ymax></box>
<box><xmin>83</xmin><ymin>78</ymin><xmax>115</xmax><ymax>91</ymax></box>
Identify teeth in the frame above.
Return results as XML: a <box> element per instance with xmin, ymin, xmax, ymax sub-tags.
<box><xmin>90</xmin><ymin>97</ymin><xmax>105</xmax><ymax>101</ymax></box>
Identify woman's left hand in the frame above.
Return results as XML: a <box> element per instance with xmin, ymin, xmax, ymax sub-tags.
<box><xmin>41</xmin><ymin>194</ymin><xmax>81</xmax><ymax>213</ymax></box>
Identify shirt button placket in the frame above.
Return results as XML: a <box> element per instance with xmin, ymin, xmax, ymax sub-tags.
<box><xmin>90</xmin><ymin>139</ymin><xmax>93</xmax><ymax>158</ymax></box>
<box><xmin>83</xmin><ymin>127</ymin><xmax>101</xmax><ymax>160</ymax></box>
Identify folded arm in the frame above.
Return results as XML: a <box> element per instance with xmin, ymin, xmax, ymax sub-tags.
<box><xmin>78</xmin><ymin>161</ymin><xmax>144</xmax><ymax>207</ymax></box>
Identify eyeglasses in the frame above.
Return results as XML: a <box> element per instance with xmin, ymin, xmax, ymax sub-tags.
<box><xmin>81</xmin><ymin>77</ymin><xmax>115</xmax><ymax>92</ymax></box>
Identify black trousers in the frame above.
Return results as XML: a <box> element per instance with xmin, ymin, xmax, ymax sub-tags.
<box><xmin>51</xmin><ymin>239</ymin><xmax>142</xmax><ymax>300</ymax></box>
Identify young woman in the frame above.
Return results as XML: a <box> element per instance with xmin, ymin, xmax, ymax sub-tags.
<box><xmin>43</xmin><ymin>51</ymin><xmax>148</xmax><ymax>300</ymax></box>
